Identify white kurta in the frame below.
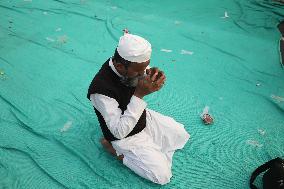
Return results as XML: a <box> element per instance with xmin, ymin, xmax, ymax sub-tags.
<box><xmin>90</xmin><ymin>59</ymin><xmax>190</xmax><ymax>185</ymax></box>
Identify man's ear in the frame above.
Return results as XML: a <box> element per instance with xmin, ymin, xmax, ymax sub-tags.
<box><xmin>114</xmin><ymin>62</ymin><xmax>123</xmax><ymax>69</ymax></box>
<box><xmin>113</xmin><ymin>60</ymin><xmax>125</xmax><ymax>72</ymax></box>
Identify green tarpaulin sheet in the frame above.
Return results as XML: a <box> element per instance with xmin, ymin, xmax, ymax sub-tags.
<box><xmin>0</xmin><ymin>0</ymin><xmax>284</xmax><ymax>188</ymax></box>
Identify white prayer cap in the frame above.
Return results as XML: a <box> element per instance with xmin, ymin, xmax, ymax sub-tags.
<box><xmin>117</xmin><ymin>33</ymin><xmax>152</xmax><ymax>63</ymax></box>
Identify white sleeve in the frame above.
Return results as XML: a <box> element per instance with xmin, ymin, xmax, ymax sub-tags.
<box><xmin>90</xmin><ymin>93</ymin><xmax>147</xmax><ymax>139</ymax></box>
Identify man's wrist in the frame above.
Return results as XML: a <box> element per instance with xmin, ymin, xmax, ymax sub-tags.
<box><xmin>134</xmin><ymin>91</ymin><xmax>144</xmax><ymax>99</ymax></box>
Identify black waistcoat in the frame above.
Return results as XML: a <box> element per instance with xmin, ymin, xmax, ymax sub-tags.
<box><xmin>87</xmin><ymin>59</ymin><xmax>146</xmax><ymax>141</ymax></box>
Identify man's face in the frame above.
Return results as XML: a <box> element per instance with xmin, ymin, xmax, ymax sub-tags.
<box><xmin>126</xmin><ymin>61</ymin><xmax>150</xmax><ymax>78</ymax></box>
<box><xmin>120</xmin><ymin>60</ymin><xmax>150</xmax><ymax>87</ymax></box>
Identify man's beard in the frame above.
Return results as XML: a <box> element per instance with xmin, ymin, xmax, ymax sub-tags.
<box><xmin>120</xmin><ymin>74</ymin><xmax>146</xmax><ymax>87</ymax></box>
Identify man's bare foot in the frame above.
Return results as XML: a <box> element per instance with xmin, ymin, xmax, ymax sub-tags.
<box><xmin>100</xmin><ymin>138</ymin><xmax>124</xmax><ymax>161</ymax></box>
<box><xmin>100</xmin><ymin>138</ymin><xmax>116</xmax><ymax>155</ymax></box>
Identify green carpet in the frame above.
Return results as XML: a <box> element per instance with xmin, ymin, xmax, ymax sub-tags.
<box><xmin>0</xmin><ymin>0</ymin><xmax>283</xmax><ymax>188</ymax></box>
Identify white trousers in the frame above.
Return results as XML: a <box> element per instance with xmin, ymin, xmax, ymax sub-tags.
<box><xmin>111</xmin><ymin>109</ymin><xmax>190</xmax><ymax>185</ymax></box>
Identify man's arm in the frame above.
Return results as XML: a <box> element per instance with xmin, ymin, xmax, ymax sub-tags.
<box><xmin>90</xmin><ymin>93</ymin><xmax>146</xmax><ymax>139</ymax></box>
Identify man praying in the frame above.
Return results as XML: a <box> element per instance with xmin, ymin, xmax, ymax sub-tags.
<box><xmin>87</xmin><ymin>32</ymin><xmax>190</xmax><ymax>185</ymax></box>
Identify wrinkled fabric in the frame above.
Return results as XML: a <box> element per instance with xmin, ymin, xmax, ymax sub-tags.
<box><xmin>0</xmin><ymin>0</ymin><xmax>284</xmax><ymax>188</ymax></box>
<box><xmin>112</xmin><ymin>109</ymin><xmax>190</xmax><ymax>185</ymax></box>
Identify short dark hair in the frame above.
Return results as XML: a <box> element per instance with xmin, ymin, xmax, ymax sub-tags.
<box><xmin>113</xmin><ymin>48</ymin><xmax>132</xmax><ymax>67</ymax></box>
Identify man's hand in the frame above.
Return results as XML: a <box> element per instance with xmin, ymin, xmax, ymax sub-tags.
<box><xmin>134</xmin><ymin>67</ymin><xmax>166</xmax><ymax>99</ymax></box>
<box><xmin>146</xmin><ymin>67</ymin><xmax>164</xmax><ymax>82</ymax></box>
